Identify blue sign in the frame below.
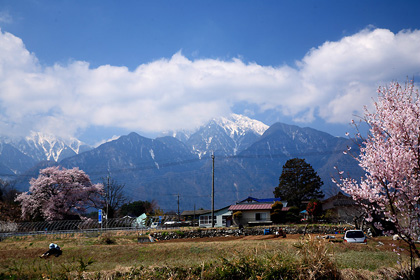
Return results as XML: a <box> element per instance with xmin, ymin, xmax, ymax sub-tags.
<box><xmin>98</xmin><ymin>209</ymin><xmax>102</xmax><ymax>224</ymax></box>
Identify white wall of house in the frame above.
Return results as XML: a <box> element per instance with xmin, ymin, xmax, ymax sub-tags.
<box><xmin>199</xmin><ymin>207</ymin><xmax>232</xmax><ymax>228</ymax></box>
<box><xmin>240</xmin><ymin>210</ymin><xmax>271</xmax><ymax>225</ymax></box>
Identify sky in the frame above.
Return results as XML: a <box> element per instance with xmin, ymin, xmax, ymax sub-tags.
<box><xmin>0</xmin><ymin>0</ymin><xmax>419</xmax><ymax>146</ymax></box>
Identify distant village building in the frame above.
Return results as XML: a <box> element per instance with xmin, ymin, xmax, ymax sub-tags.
<box><xmin>180</xmin><ymin>209</ymin><xmax>212</xmax><ymax>225</ymax></box>
<box><xmin>322</xmin><ymin>192</ymin><xmax>363</xmax><ymax>224</ymax></box>
<box><xmin>197</xmin><ymin>206</ymin><xmax>232</xmax><ymax>228</ymax></box>
<box><xmin>178</xmin><ymin>193</ymin><xmax>366</xmax><ymax>228</ymax></box>
<box><xmin>190</xmin><ymin>197</ymin><xmax>288</xmax><ymax>228</ymax></box>
<box><xmin>228</xmin><ymin>197</ymin><xmax>288</xmax><ymax>226</ymax></box>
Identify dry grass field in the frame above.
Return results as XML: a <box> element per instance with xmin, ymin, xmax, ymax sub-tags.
<box><xmin>0</xmin><ymin>230</ymin><xmax>416</xmax><ymax>279</ymax></box>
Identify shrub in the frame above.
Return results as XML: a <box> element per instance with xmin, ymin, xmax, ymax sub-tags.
<box><xmin>97</xmin><ymin>233</ymin><xmax>116</xmax><ymax>245</ymax></box>
<box><xmin>271</xmin><ymin>201</ymin><xmax>284</xmax><ymax>224</ymax></box>
<box><xmin>293</xmin><ymin>235</ymin><xmax>341</xmax><ymax>279</ymax></box>
<box><xmin>286</xmin><ymin>206</ymin><xmax>300</xmax><ymax>223</ymax></box>
<box><xmin>232</xmin><ymin>211</ymin><xmax>242</xmax><ymax>219</ymax></box>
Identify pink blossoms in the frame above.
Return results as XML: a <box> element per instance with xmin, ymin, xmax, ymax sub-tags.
<box><xmin>335</xmin><ymin>81</ymin><xmax>420</xmax><ymax>257</ymax></box>
<box><xmin>16</xmin><ymin>166</ymin><xmax>104</xmax><ymax>221</ymax></box>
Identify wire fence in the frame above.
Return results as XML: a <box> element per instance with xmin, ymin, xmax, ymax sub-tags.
<box><xmin>0</xmin><ymin>217</ymin><xmax>145</xmax><ymax>239</ymax></box>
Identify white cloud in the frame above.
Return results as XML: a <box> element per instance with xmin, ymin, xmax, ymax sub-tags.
<box><xmin>0</xmin><ymin>28</ymin><xmax>419</xmax><ymax>140</ymax></box>
<box><xmin>299</xmin><ymin>28</ymin><xmax>420</xmax><ymax>123</ymax></box>
<box><xmin>93</xmin><ymin>135</ymin><xmax>121</xmax><ymax>148</ymax></box>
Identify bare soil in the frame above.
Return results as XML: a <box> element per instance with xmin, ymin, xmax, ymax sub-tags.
<box><xmin>158</xmin><ymin>233</ymin><xmax>300</xmax><ymax>243</ymax></box>
<box><xmin>157</xmin><ymin>233</ymin><xmax>410</xmax><ymax>256</ymax></box>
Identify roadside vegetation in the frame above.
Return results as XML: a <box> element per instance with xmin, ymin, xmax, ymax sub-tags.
<box><xmin>0</xmin><ymin>230</ymin><xmax>416</xmax><ymax>279</ymax></box>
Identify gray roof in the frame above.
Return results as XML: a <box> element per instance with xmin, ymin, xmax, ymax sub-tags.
<box><xmin>180</xmin><ymin>209</ymin><xmax>211</xmax><ymax>216</ymax></box>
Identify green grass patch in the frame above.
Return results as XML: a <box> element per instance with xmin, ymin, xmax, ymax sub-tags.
<box><xmin>335</xmin><ymin>251</ymin><xmax>399</xmax><ymax>271</ymax></box>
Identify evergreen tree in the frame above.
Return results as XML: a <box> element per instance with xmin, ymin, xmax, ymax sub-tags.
<box><xmin>118</xmin><ymin>200</ymin><xmax>157</xmax><ymax>217</ymax></box>
<box><xmin>0</xmin><ymin>179</ymin><xmax>21</xmax><ymax>222</ymax></box>
<box><xmin>270</xmin><ymin>201</ymin><xmax>284</xmax><ymax>224</ymax></box>
<box><xmin>274</xmin><ymin>158</ymin><xmax>324</xmax><ymax>209</ymax></box>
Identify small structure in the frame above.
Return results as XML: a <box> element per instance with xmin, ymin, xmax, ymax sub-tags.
<box><xmin>229</xmin><ymin>197</ymin><xmax>287</xmax><ymax>226</ymax></box>
<box><xmin>322</xmin><ymin>192</ymin><xmax>363</xmax><ymax>224</ymax></box>
<box><xmin>198</xmin><ymin>206</ymin><xmax>232</xmax><ymax>228</ymax></box>
<box><xmin>184</xmin><ymin>197</ymin><xmax>289</xmax><ymax>228</ymax></box>
<box><xmin>180</xmin><ymin>209</ymin><xmax>211</xmax><ymax>226</ymax></box>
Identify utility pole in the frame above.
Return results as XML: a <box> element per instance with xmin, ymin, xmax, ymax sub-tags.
<box><xmin>193</xmin><ymin>204</ymin><xmax>196</xmax><ymax>226</ymax></box>
<box><xmin>211</xmin><ymin>153</ymin><xmax>215</xmax><ymax>227</ymax></box>
<box><xmin>177</xmin><ymin>194</ymin><xmax>180</xmax><ymax>221</ymax></box>
<box><xmin>106</xmin><ymin>175</ymin><xmax>110</xmax><ymax>230</ymax></box>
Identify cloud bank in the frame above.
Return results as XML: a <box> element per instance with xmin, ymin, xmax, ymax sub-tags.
<box><xmin>0</xmin><ymin>27</ymin><xmax>419</xmax><ymax>140</ymax></box>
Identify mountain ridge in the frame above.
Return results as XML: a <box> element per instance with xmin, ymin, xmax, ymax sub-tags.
<box><xmin>2</xmin><ymin>115</ymin><xmax>361</xmax><ymax>211</ymax></box>
<box><xmin>185</xmin><ymin>114</ymin><xmax>269</xmax><ymax>158</ymax></box>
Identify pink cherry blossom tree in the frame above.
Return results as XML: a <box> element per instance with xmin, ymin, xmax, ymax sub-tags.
<box><xmin>16</xmin><ymin>166</ymin><xmax>104</xmax><ymax>221</ymax></box>
<box><xmin>334</xmin><ymin>81</ymin><xmax>420</xmax><ymax>260</ymax></box>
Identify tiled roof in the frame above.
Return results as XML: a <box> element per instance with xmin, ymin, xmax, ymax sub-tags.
<box><xmin>229</xmin><ymin>203</ymin><xmax>273</xmax><ymax>211</ymax></box>
<box><xmin>229</xmin><ymin>204</ymin><xmax>291</xmax><ymax>211</ymax></box>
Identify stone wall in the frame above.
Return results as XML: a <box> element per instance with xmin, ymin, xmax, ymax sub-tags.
<box><xmin>150</xmin><ymin>225</ymin><xmax>350</xmax><ymax>241</ymax></box>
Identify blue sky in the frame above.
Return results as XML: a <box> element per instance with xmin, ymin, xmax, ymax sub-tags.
<box><xmin>0</xmin><ymin>0</ymin><xmax>419</xmax><ymax>145</ymax></box>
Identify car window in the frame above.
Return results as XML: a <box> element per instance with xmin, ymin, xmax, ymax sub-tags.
<box><xmin>346</xmin><ymin>231</ymin><xmax>364</xmax><ymax>238</ymax></box>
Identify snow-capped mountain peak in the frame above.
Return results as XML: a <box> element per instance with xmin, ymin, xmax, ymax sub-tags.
<box><xmin>214</xmin><ymin>114</ymin><xmax>268</xmax><ymax>140</ymax></box>
<box><xmin>15</xmin><ymin>131</ymin><xmax>91</xmax><ymax>162</ymax></box>
<box><xmin>186</xmin><ymin>114</ymin><xmax>269</xmax><ymax>157</ymax></box>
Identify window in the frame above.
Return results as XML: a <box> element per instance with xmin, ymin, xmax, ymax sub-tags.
<box><xmin>255</xmin><ymin>213</ymin><xmax>267</xmax><ymax>221</ymax></box>
<box><xmin>200</xmin><ymin>216</ymin><xmax>209</xmax><ymax>224</ymax></box>
<box><xmin>200</xmin><ymin>216</ymin><xmax>216</xmax><ymax>225</ymax></box>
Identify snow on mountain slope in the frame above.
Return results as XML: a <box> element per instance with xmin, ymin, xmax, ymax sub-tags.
<box><xmin>186</xmin><ymin>114</ymin><xmax>269</xmax><ymax>157</ymax></box>
<box><xmin>214</xmin><ymin>114</ymin><xmax>268</xmax><ymax>140</ymax></box>
<box><xmin>13</xmin><ymin>132</ymin><xmax>91</xmax><ymax>162</ymax></box>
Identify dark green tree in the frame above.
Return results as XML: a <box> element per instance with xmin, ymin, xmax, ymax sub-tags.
<box><xmin>274</xmin><ymin>158</ymin><xmax>324</xmax><ymax>209</ymax></box>
<box><xmin>0</xmin><ymin>179</ymin><xmax>18</xmax><ymax>203</ymax></box>
<box><xmin>0</xmin><ymin>179</ymin><xmax>21</xmax><ymax>221</ymax></box>
<box><xmin>118</xmin><ymin>200</ymin><xmax>157</xmax><ymax>217</ymax></box>
<box><xmin>285</xmin><ymin>206</ymin><xmax>300</xmax><ymax>223</ymax></box>
<box><xmin>270</xmin><ymin>201</ymin><xmax>284</xmax><ymax>224</ymax></box>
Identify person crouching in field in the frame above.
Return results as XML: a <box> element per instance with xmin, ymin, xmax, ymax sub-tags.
<box><xmin>40</xmin><ymin>243</ymin><xmax>62</xmax><ymax>258</ymax></box>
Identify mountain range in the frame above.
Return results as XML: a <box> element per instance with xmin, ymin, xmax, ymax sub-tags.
<box><xmin>0</xmin><ymin>131</ymin><xmax>90</xmax><ymax>178</ymax></box>
<box><xmin>0</xmin><ymin>114</ymin><xmax>362</xmax><ymax>212</ymax></box>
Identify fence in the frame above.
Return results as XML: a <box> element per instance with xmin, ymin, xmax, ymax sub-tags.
<box><xmin>0</xmin><ymin>217</ymin><xmax>145</xmax><ymax>238</ymax></box>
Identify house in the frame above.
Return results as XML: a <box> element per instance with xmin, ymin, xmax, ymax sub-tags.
<box><xmin>184</xmin><ymin>197</ymin><xmax>288</xmax><ymax>228</ymax></box>
<box><xmin>180</xmin><ymin>209</ymin><xmax>211</xmax><ymax>225</ymax></box>
<box><xmin>229</xmin><ymin>197</ymin><xmax>288</xmax><ymax>226</ymax></box>
<box><xmin>197</xmin><ymin>206</ymin><xmax>232</xmax><ymax>228</ymax></box>
<box><xmin>322</xmin><ymin>192</ymin><xmax>363</xmax><ymax>224</ymax></box>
